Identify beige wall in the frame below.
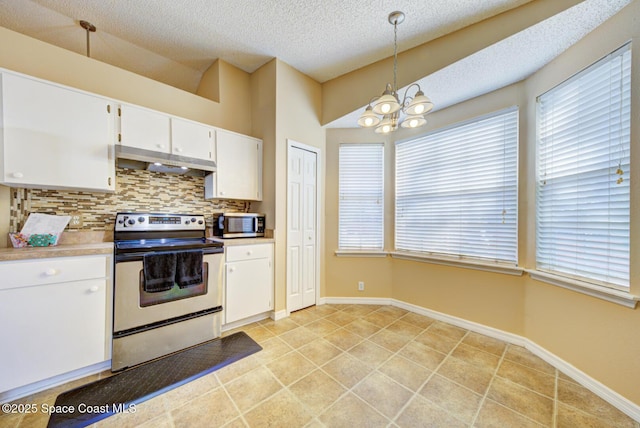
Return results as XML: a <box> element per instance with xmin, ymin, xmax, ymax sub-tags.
<box><xmin>274</xmin><ymin>61</ymin><xmax>325</xmax><ymax>313</ymax></box>
<box><xmin>0</xmin><ymin>26</ymin><xmax>252</xmax><ymax>134</ymax></box>
<box><xmin>520</xmin><ymin>0</ymin><xmax>640</xmax><ymax>405</ymax></box>
<box><xmin>325</xmin><ymin>128</ymin><xmax>393</xmax><ymax>299</ymax></box>
<box><xmin>252</xmin><ymin>60</ymin><xmax>325</xmax><ymax>313</ymax></box>
<box><xmin>324</xmin><ymin>0</ymin><xmax>640</xmax><ymax>407</ymax></box>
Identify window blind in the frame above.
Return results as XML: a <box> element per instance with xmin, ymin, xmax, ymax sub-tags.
<box><xmin>339</xmin><ymin>143</ymin><xmax>384</xmax><ymax>250</ymax></box>
<box><xmin>536</xmin><ymin>43</ymin><xmax>631</xmax><ymax>289</ymax></box>
<box><xmin>395</xmin><ymin>108</ymin><xmax>518</xmax><ymax>263</ymax></box>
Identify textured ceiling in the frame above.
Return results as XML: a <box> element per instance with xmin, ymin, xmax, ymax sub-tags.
<box><xmin>0</xmin><ymin>0</ymin><xmax>535</xmax><ymax>89</ymax></box>
<box><xmin>0</xmin><ymin>0</ymin><xmax>632</xmax><ymax>127</ymax></box>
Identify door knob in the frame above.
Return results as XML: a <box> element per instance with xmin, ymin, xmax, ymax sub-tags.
<box><xmin>45</xmin><ymin>268</ymin><xmax>58</xmax><ymax>276</ymax></box>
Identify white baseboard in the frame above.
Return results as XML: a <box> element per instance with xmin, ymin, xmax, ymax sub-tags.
<box><xmin>523</xmin><ymin>339</ymin><xmax>640</xmax><ymax>422</ymax></box>
<box><xmin>222</xmin><ymin>312</ymin><xmax>271</xmax><ymax>332</ymax></box>
<box><xmin>319</xmin><ymin>296</ymin><xmax>640</xmax><ymax>422</ymax></box>
<box><xmin>271</xmin><ymin>309</ymin><xmax>288</xmax><ymax>321</ymax></box>
<box><xmin>319</xmin><ymin>296</ymin><xmax>392</xmax><ymax>306</ymax></box>
<box><xmin>0</xmin><ymin>360</ymin><xmax>111</xmax><ymax>404</ymax></box>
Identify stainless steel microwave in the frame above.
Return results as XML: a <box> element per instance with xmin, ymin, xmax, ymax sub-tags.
<box><xmin>213</xmin><ymin>213</ymin><xmax>265</xmax><ymax>238</ymax></box>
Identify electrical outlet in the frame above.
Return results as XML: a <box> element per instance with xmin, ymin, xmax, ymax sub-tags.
<box><xmin>69</xmin><ymin>212</ymin><xmax>83</xmax><ymax>229</ymax></box>
<box><xmin>358</xmin><ymin>281</ymin><xmax>365</xmax><ymax>291</ymax></box>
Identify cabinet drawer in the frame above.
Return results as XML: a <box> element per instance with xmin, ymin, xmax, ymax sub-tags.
<box><xmin>226</xmin><ymin>244</ymin><xmax>272</xmax><ymax>262</ymax></box>
<box><xmin>0</xmin><ymin>255</ymin><xmax>107</xmax><ymax>290</ymax></box>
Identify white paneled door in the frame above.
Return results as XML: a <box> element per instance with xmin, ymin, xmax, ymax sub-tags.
<box><xmin>287</xmin><ymin>143</ymin><xmax>318</xmax><ymax>312</ymax></box>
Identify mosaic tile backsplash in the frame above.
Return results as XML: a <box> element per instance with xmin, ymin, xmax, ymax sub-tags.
<box><xmin>9</xmin><ymin>167</ymin><xmax>250</xmax><ymax>233</ymax></box>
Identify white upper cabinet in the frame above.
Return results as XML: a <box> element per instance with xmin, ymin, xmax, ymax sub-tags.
<box><xmin>0</xmin><ymin>72</ymin><xmax>115</xmax><ymax>192</ymax></box>
<box><xmin>171</xmin><ymin>117</ymin><xmax>214</xmax><ymax>161</ymax></box>
<box><xmin>118</xmin><ymin>104</ymin><xmax>171</xmax><ymax>153</ymax></box>
<box><xmin>118</xmin><ymin>104</ymin><xmax>214</xmax><ymax>162</ymax></box>
<box><xmin>206</xmin><ymin>130</ymin><xmax>262</xmax><ymax>201</ymax></box>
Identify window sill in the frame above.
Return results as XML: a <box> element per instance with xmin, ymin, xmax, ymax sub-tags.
<box><xmin>527</xmin><ymin>270</ymin><xmax>638</xmax><ymax>308</ymax></box>
<box><xmin>390</xmin><ymin>251</ymin><xmax>524</xmax><ymax>276</ymax></box>
<box><xmin>334</xmin><ymin>250</ymin><xmax>389</xmax><ymax>258</ymax></box>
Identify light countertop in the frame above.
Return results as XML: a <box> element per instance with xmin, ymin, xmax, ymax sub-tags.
<box><xmin>0</xmin><ymin>242</ymin><xmax>113</xmax><ymax>262</ymax></box>
<box><xmin>207</xmin><ymin>237</ymin><xmax>275</xmax><ymax>246</ymax></box>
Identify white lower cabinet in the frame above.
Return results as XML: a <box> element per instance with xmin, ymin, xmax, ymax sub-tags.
<box><xmin>224</xmin><ymin>243</ymin><xmax>273</xmax><ymax>324</ymax></box>
<box><xmin>0</xmin><ymin>255</ymin><xmax>110</xmax><ymax>393</ymax></box>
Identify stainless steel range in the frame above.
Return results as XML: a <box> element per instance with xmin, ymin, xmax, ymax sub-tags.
<box><xmin>112</xmin><ymin>212</ymin><xmax>224</xmax><ymax>371</ymax></box>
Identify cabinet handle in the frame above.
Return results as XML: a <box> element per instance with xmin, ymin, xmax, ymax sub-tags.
<box><xmin>45</xmin><ymin>268</ymin><xmax>58</xmax><ymax>276</ymax></box>
<box><xmin>157</xmin><ymin>144</ymin><xmax>165</xmax><ymax>149</ymax></box>
<box><xmin>174</xmin><ymin>147</ymin><xmax>183</xmax><ymax>153</ymax></box>
<box><xmin>12</xmin><ymin>172</ymin><xmax>24</xmax><ymax>178</ymax></box>
<box><xmin>88</xmin><ymin>286</ymin><xmax>100</xmax><ymax>293</ymax></box>
<box><xmin>229</xmin><ymin>267</ymin><xmax>235</xmax><ymax>273</ymax></box>
<box><xmin>247</xmin><ymin>250</ymin><xmax>253</xmax><ymax>256</ymax></box>
<box><xmin>108</xmin><ymin>177</ymin><xmax>112</xmax><ymax>186</ymax></box>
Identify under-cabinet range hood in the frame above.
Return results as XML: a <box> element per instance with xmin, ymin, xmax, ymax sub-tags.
<box><xmin>115</xmin><ymin>145</ymin><xmax>216</xmax><ymax>176</ymax></box>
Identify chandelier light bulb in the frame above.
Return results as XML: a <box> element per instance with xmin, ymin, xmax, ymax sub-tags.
<box><xmin>357</xmin><ymin>105</ymin><xmax>381</xmax><ymax>128</ymax></box>
<box><xmin>400</xmin><ymin>114</ymin><xmax>427</xmax><ymax>129</ymax></box>
<box><xmin>375</xmin><ymin>116</ymin><xmax>396</xmax><ymax>134</ymax></box>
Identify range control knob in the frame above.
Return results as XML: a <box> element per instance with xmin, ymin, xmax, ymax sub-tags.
<box><xmin>117</xmin><ymin>219</ymin><xmax>124</xmax><ymax>224</ymax></box>
<box><xmin>185</xmin><ymin>220</ymin><xmax>191</xmax><ymax>225</ymax></box>
<box><xmin>127</xmin><ymin>218</ymin><xmax>136</xmax><ymax>225</ymax></box>
<box><xmin>198</xmin><ymin>220</ymin><xmax>204</xmax><ymax>225</ymax></box>
<box><xmin>191</xmin><ymin>217</ymin><xmax>197</xmax><ymax>223</ymax></box>
<box><xmin>138</xmin><ymin>217</ymin><xmax>145</xmax><ymax>223</ymax></box>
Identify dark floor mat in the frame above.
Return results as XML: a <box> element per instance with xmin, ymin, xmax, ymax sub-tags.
<box><xmin>47</xmin><ymin>331</ymin><xmax>261</xmax><ymax>428</ymax></box>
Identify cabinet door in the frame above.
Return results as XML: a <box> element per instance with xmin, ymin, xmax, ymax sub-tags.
<box><xmin>171</xmin><ymin>117</ymin><xmax>214</xmax><ymax>161</ymax></box>
<box><xmin>1</xmin><ymin>73</ymin><xmax>115</xmax><ymax>192</ymax></box>
<box><xmin>225</xmin><ymin>257</ymin><xmax>272</xmax><ymax>323</ymax></box>
<box><xmin>216</xmin><ymin>130</ymin><xmax>262</xmax><ymax>200</ymax></box>
<box><xmin>0</xmin><ymin>279</ymin><xmax>107</xmax><ymax>392</ymax></box>
<box><xmin>119</xmin><ymin>104</ymin><xmax>170</xmax><ymax>153</ymax></box>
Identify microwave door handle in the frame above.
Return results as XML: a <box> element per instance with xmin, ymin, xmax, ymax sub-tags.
<box><xmin>254</xmin><ymin>216</ymin><xmax>258</xmax><ymax>232</ymax></box>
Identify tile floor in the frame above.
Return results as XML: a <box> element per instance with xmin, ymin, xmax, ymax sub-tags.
<box><xmin>1</xmin><ymin>304</ymin><xmax>638</xmax><ymax>427</ymax></box>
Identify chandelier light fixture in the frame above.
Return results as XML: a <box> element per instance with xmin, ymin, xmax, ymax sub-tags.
<box><xmin>358</xmin><ymin>11</ymin><xmax>434</xmax><ymax>134</ymax></box>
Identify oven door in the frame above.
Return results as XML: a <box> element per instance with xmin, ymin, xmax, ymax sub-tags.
<box><xmin>112</xmin><ymin>252</ymin><xmax>223</xmax><ymax>371</ymax></box>
<box><xmin>113</xmin><ymin>253</ymin><xmax>223</xmax><ymax>333</ymax></box>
